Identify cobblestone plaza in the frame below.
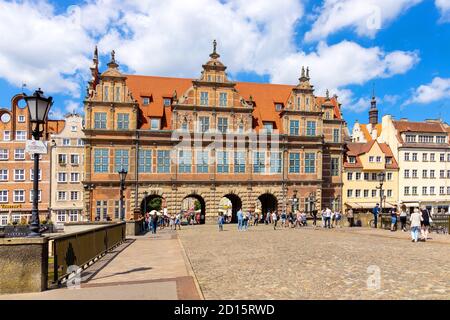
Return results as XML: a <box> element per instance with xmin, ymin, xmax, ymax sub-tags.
<box><xmin>178</xmin><ymin>224</ymin><xmax>450</xmax><ymax>300</ymax></box>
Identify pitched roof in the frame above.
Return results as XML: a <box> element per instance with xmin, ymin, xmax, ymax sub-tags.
<box><xmin>360</xmin><ymin>123</ymin><xmax>382</xmax><ymax>141</ymax></box>
<box><xmin>125</xmin><ymin>75</ymin><xmax>343</xmax><ymax>131</ymax></box>
<box><xmin>344</xmin><ymin>141</ymin><xmax>398</xmax><ymax>169</ymax></box>
<box><xmin>393</xmin><ymin>120</ymin><xmax>446</xmax><ymax>134</ymax></box>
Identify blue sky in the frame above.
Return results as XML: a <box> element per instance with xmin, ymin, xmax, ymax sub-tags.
<box><xmin>0</xmin><ymin>0</ymin><xmax>449</xmax><ymax>129</ymax></box>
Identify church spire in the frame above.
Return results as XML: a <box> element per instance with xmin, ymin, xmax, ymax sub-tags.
<box><xmin>369</xmin><ymin>83</ymin><xmax>378</xmax><ymax>125</ymax></box>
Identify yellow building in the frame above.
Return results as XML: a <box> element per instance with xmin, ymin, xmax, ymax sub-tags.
<box><xmin>343</xmin><ymin>140</ymin><xmax>399</xmax><ymax>214</ymax></box>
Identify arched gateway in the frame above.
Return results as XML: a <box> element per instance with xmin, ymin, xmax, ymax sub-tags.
<box><xmin>181</xmin><ymin>194</ymin><xmax>206</xmax><ymax>224</ymax></box>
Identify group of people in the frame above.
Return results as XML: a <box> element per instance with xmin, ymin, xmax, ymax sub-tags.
<box><xmin>144</xmin><ymin>210</ymin><xmax>183</xmax><ymax>234</ymax></box>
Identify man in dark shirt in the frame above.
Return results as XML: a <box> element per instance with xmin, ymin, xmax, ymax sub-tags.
<box><xmin>372</xmin><ymin>203</ymin><xmax>380</xmax><ymax>228</ymax></box>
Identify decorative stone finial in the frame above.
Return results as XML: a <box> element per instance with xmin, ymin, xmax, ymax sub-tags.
<box><xmin>306</xmin><ymin>66</ymin><xmax>310</xmax><ymax>78</ymax></box>
<box><xmin>213</xmin><ymin>39</ymin><xmax>217</xmax><ymax>54</ymax></box>
<box><xmin>209</xmin><ymin>39</ymin><xmax>220</xmax><ymax>59</ymax></box>
<box><xmin>111</xmin><ymin>50</ymin><xmax>116</xmax><ymax>63</ymax></box>
<box><xmin>326</xmin><ymin>89</ymin><xmax>330</xmax><ymax>100</ymax></box>
<box><xmin>301</xmin><ymin>66</ymin><xmax>305</xmax><ymax>78</ymax></box>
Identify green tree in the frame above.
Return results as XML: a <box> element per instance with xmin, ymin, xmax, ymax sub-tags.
<box><xmin>148</xmin><ymin>197</ymin><xmax>162</xmax><ymax>211</ymax></box>
<box><xmin>194</xmin><ymin>200</ymin><xmax>201</xmax><ymax>211</ymax></box>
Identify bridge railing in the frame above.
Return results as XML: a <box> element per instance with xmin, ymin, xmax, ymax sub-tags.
<box><xmin>48</xmin><ymin>222</ymin><xmax>126</xmax><ymax>285</ymax></box>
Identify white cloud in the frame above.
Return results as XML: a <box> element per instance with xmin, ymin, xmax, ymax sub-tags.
<box><xmin>0</xmin><ymin>0</ymin><xmax>94</xmax><ymax>96</ymax></box>
<box><xmin>382</xmin><ymin>94</ymin><xmax>400</xmax><ymax>105</ymax></box>
<box><xmin>269</xmin><ymin>41</ymin><xmax>419</xmax><ymax>92</ymax></box>
<box><xmin>435</xmin><ymin>0</ymin><xmax>450</xmax><ymax>22</ymax></box>
<box><xmin>403</xmin><ymin>77</ymin><xmax>450</xmax><ymax>105</ymax></box>
<box><xmin>48</xmin><ymin>100</ymin><xmax>82</xmax><ymax>119</ymax></box>
<box><xmin>305</xmin><ymin>0</ymin><xmax>422</xmax><ymax>42</ymax></box>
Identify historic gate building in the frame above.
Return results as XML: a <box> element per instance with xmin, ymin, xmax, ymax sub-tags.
<box><xmin>83</xmin><ymin>43</ymin><xmax>347</xmax><ymax>223</ymax></box>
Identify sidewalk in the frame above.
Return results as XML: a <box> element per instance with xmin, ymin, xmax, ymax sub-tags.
<box><xmin>0</xmin><ymin>228</ymin><xmax>203</xmax><ymax>300</ymax></box>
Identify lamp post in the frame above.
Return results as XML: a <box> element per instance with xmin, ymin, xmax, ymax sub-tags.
<box><xmin>291</xmin><ymin>189</ymin><xmax>298</xmax><ymax>213</ymax></box>
<box><xmin>24</xmin><ymin>89</ymin><xmax>53</xmax><ymax>237</ymax></box>
<box><xmin>143</xmin><ymin>191</ymin><xmax>148</xmax><ymax>215</ymax></box>
<box><xmin>376</xmin><ymin>172</ymin><xmax>386</xmax><ymax>228</ymax></box>
<box><xmin>118</xmin><ymin>168</ymin><xmax>128</xmax><ymax>221</ymax></box>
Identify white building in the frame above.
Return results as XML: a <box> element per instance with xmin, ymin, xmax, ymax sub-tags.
<box><xmin>49</xmin><ymin>113</ymin><xmax>86</xmax><ymax>227</ymax></box>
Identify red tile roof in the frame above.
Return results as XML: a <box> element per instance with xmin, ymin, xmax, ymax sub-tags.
<box><xmin>344</xmin><ymin>141</ymin><xmax>398</xmax><ymax>169</ymax></box>
<box><xmin>393</xmin><ymin>120</ymin><xmax>446</xmax><ymax>134</ymax></box>
<box><xmin>125</xmin><ymin>75</ymin><xmax>343</xmax><ymax>131</ymax></box>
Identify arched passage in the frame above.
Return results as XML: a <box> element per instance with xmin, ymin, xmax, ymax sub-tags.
<box><xmin>221</xmin><ymin>194</ymin><xmax>243</xmax><ymax>223</ymax></box>
<box><xmin>181</xmin><ymin>194</ymin><xmax>206</xmax><ymax>224</ymax></box>
<box><xmin>141</xmin><ymin>194</ymin><xmax>165</xmax><ymax>216</ymax></box>
<box><xmin>257</xmin><ymin>193</ymin><xmax>278</xmax><ymax>218</ymax></box>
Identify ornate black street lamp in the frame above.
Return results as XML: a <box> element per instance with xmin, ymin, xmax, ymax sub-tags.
<box><xmin>118</xmin><ymin>168</ymin><xmax>128</xmax><ymax>221</ymax></box>
<box><xmin>24</xmin><ymin>89</ymin><xmax>53</xmax><ymax>237</ymax></box>
<box><xmin>376</xmin><ymin>172</ymin><xmax>386</xmax><ymax>228</ymax></box>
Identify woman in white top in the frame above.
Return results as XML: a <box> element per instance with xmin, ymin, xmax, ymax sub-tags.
<box><xmin>409</xmin><ymin>208</ymin><xmax>423</xmax><ymax>242</ymax></box>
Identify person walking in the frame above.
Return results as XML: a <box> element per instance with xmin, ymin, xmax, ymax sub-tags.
<box><xmin>280</xmin><ymin>211</ymin><xmax>287</xmax><ymax>228</ymax></box>
<box><xmin>175</xmin><ymin>212</ymin><xmax>182</xmax><ymax>230</ymax></box>
<box><xmin>399</xmin><ymin>206</ymin><xmax>408</xmax><ymax>232</ymax></box>
<box><xmin>296</xmin><ymin>210</ymin><xmax>302</xmax><ymax>228</ymax></box>
<box><xmin>144</xmin><ymin>212</ymin><xmax>150</xmax><ymax>231</ymax></box>
<box><xmin>253</xmin><ymin>212</ymin><xmax>259</xmax><ymax>226</ymax></box>
<box><xmin>372</xmin><ymin>203</ymin><xmax>380</xmax><ymax>228</ymax></box>
<box><xmin>265</xmin><ymin>211</ymin><xmax>270</xmax><ymax>225</ymax></box>
<box><xmin>321</xmin><ymin>209</ymin><xmax>325</xmax><ymax>228</ymax></box>
<box><xmin>243</xmin><ymin>210</ymin><xmax>250</xmax><ymax>231</ymax></box>
<box><xmin>325</xmin><ymin>207</ymin><xmax>332</xmax><ymax>229</ymax></box>
<box><xmin>420</xmin><ymin>206</ymin><xmax>431</xmax><ymax>241</ymax></box>
<box><xmin>311</xmin><ymin>210</ymin><xmax>317</xmax><ymax>227</ymax></box>
<box><xmin>335</xmin><ymin>210</ymin><xmax>342</xmax><ymax>228</ymax></box>
<box><xmin>218</xmin><ymin>213</ymin><xmax>224</xmax><ymax>231</ymax></box>
<box><xmin>151</xmin><ymin>213</ymin><xmax>158</xmax><ymax>234</ymax></box>
<box><xmin>410</xmin><ymin>208</ymin><xmax>423</xmax><ymax>242</ymax></box>
<box><xmin>272</xmin><ymin>211</ymin><xmax>278</xmax><ymax>230</ymax></box>
<box><xmin>346</xmin><ymin>208</ymin><xmax>354</xmax><ymax>227</ymax></box>
<box><xmin>330</xmin><ymin>210</ymin><xmax>336</xmax><ymax>228</ymax></box>
<box><xmin>237</xmin><ymin>208</ymin><xmax>244</xmax><ymax>231</ymax></box>
<box><xmin>390</xmin><ymin>208</ymin><xmax>398</xmax><ymax>232</ymax></box>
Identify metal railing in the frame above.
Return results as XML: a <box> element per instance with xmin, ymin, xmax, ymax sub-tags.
<box><xmin>48</xmin><ymin>222</ymin><xmax>125</xmax><ymax>285</ymax></box>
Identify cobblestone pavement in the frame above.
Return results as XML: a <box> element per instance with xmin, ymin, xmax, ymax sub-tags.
<box><xmin>177</xmin><ymin>224</ymin><xmax>450</xmax><ymax>300</ymax></box>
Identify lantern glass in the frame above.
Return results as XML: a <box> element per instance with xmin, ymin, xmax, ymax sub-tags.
<box><xmin>24</xmin><ymin>89</ymin><xmax>53</xmax><ymax>123</ymax></box>
<box><xmin>118</xmin><ymin>168</ymin><xmax>128</xmax><ymax>182</ymax></box>
<box><xmin>377</xmin><ymin>172</ymin><xmax>385</xmax><ymax>182</ymax></box>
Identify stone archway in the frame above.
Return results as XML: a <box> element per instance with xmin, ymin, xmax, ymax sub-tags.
<box><xmin>141</xmin><ymin>194</ymin><xmax>165</xmax><ymax>215</ymax></box>
<box><xmin>181</xmin><ymin>194</ymin><xmax>206</xmax><ymax>224</ymax></box>
<box><xmin>257</xmin><ymin>193</ymin><xmax>278</xmax><ymax>218</ymax></box>
<box><xmin>221</xmin><ymin>194</ymin><xmax>243</xmax><ymax>223</ymax></box>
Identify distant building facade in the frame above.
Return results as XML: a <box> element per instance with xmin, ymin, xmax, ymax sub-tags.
<box><xmin>49</xmin><ymin>113</ymin><xmax>85</xmax><ymax>227</ymax></box>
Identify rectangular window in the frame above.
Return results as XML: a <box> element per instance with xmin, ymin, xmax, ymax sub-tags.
<box><xmin>440</xmin><ymin>170</ymin><xmax>445</xmax><ymax>178</ymax></box>
<box><xmin>138</xmin><ymin>149</ymin><xmax>152</xmax><ymax>173</ymax></box>
<box><xmin>234</xmin><ymin>151</ymin><xmax>246</xmax><ymax>173</ymax></box>
<box><xmin>263</xmin><ymin>122</ymin><xmax>274</xmax><ymax>133</ymax></box>
<box><xmin>387</xmin><ymin>172</ymin><xmax>393</xmax><ymax>180</ymax></box>
<box><xmin>369</xmin><ymin>156</ymin><xmax>374</xmax><ymax>162</ymax></box>
<box><xmin>163</xmin><ymin>98</ymin><xmax>171</xmax><ymax>106</ymax></box>
<box><xmin>63</xmin><ymin>138</ymin><xmax>70</xmax><ymax>146</ymax></box>
<box><xmin>58</xmin><ymin>172</ymin><xmax>67</xmax><ymax>182</ymax></box>
<box><xmin>29</xmin><ymin>190</ymin><xmax>41</xmax><ymax>202</ymax></box>
<box><xmin>306</xmin><ymin>121</ymin><xmax>316</xmax><ymax>136</ymax></box>
<box><xmin>347</xmin><ymin>172</ymin><xmax>353</xmax><ymax>180</ymax></box>
<box><xmin>347</xmin><ymin>189</ymin><xmax>353</xmax><ymax>198</ymax></box>
<box><xmin>70</xmin><ymin>173</ymin><xmax>80</xmax><ymax>182</ymax></box>
<box><xmin>331</xmin><ymin>158</ymin><xmax>339</xmax><ymax>176</ymax></box>
<box><xmin>404</xmin><ymin>187</ymin><xmax>410</xmax><ymax>196</ymax></box>
<box><xmin>440</xmin><ymin>153</ymin><xmax>445</xmax><ymax>162</ymax></box>
<box><xmin>13</xmin><ymin>190</ymin><xmax>25</xmax><ymax>202</ymax></box>
<box><xmin>77</xmin><ymin>139</ymin><xmax>84</xmax><ymax>146</ymax></box>
<box><xmin>217</xmin><ymin>151</ymin><xmax>229</xmax><ymax>173</ymax></box>
<box><xmin>376</xmin><ymin>156</ymin><xmax>381</xmax><ymax>162</ymax></box>
<box><xmin>200</xmin><ymin>92</ymin><xmax>209</xmax><ymax>105</ymax></box>
<box><xmin>57</xmin><ymin>191</ymin><xmax>67</xmax><ymax>201</ymax></box>
<box><xmin>436</xmin><ymin>136</ymin><xmax>446</xmax><ymax>143</ymax></box>
<box><xmin>70</xmin><ymin>191</ymin><xmax>79</xmax><ymax>201</ymax></box>
<box><xmin>412</xmin><ymin>187</ymin><xmax>418</xmax><ymax>195</ymax></box>
<box><xmin>0</xmin><ymin>191</ymin><xmax>8</xmax><ymax>203</ymax></box>
<box><xmin>371</xmin><ymin>173</ymin><xmax>377</xmax><ymax>181</ymax></box>
<box><xmin>199</xmin><ymin>117</ymin><xmax>209</xmax><ymax>133</ymax></box>
<box><xmin>305</xmin><ymin>153</ymin><xmax>315</xmax><ymax>173</ymax></box>
<box><xmin>404</xmin><ymin>170</ymin><xmax>410</xmax><ymax>178</ymax></box>
<box><xmin>94</xmin><ymin>112</ymin><xmax>107</xmax><ymax>129</ymax></box>
<box><xmin>430</xmin><ymin>153</ymin><xmax>435</xmax><ymax>162</ymax></box>
<box><xmin>94</xmin><ymin>149</ymin><xmax>109</xmax><ymax>173</ymax></box>
<box><xmin>404</xmin><ymin>153</ymin><xmax>410</xmax><ymax>161</ymax></box>
<box><xmin>430</xmin><ymin>170</ymin><xmax>435</xmax><ymax>178</ymax></box>
<box><xmin>58</xmin><ymin>154</ymin><xmax>67</xmax><ymax>165</ymax></box>
<box><xmin>0</xmin><ymin>170</ymin><xmax>8</xmax><ymax>181</ymax></box>
<box><xmin>14</xmin><ymin>149</ymin><xmax>25</xmax><ymax>160</ymax></box>
<box><xmin>30</xmin><ymin>169</ymin><xmax>41</xmax><ymax>181</ymax></box>
<box><xmin>16</xmin><ymin>131</ymin><xmax>26</xmax><ymax>141</ymax></box>
<box><xmin>270</xmin><ymin>152</ymin><xmax>282</xmax><ymax>174</ymax></box>
<box><xmin>422</xmin><ymin>170</ymin><xmax>427</xmax><ymax>178</ymax></box>
<box><xmin>289</xmin><ymin>120</ymin><xmax>299</xmax><ymax>136</ymax></box>
<box><xmin>289</xmin><ymin>153</ymin><xmax>300</xmax><ymax>173</ymax></box>
<box><xmin>218</xmin><ymin>117</ymin><xmax>228</xmax><ymax>133</ymax></box>
<box><xmin>430</xmin><ymin>186</ymin><xmax>435</xmax><ymax>195</ymax></box>
<box><xmin>178</xmin><ymin>150</ymin><xmax>192</xmax><ymax>173</ymax></box>
<box><xmin>104</xmin><ymin>86</ymin><xmax>109</xmax><ymax>101</ymax></box>
<box><xmin>275</xmin><ymin>103</ymin><xmax>283</xmax><ymax>111</ymax></box>
<box><xmin>70</xmin><ymin>154</ymin><xmax>79</xmax><ymax>165</ymax></box>
<box><xmin>364</xmin><ymin>173</ymin><xmax>369</xmax><ymax>180</ymax></box>
<box><xmin>356</xmin><ymin>172</ymin><xmax>361</xmax><ymax>180</ymax></box>
<box><xmin>372</xmin><ymin>190</ymin><xmax>377</xmax><ymax>198</ymax></box>
<box><xmin>422</xmin><ymin>153</ymin><xmax>428</xmax><ymax>162</ymax></box>
<box><xmin>422</xmin><ymin>186</ymin><xmax>427</xmax><ymax>195</ymax></box>
<box><xmin>14</xmin><ymin>169</ymin><xmax>25</xmax><ymax>181</ymax></box>
<box><xmin>115</xmin><ymin>87</ymin><xmax>120</xmax><ymax>102</ymax></box>
<box><xmin>219</xmin><ymin>92</ymin><xmax>227</xmax><ymax>107</ymax></box>
<box><xmin>150</xmin><ymin>118</ymin><xmax>160</xmax><ymax>130</ymax></box>
<box><xmin>253</xmin><ymin>152</ymin><xmax>265</xmax><ymax>174</ymax></box>
<box><xmin>115</xmin><ymin>149</ymin><xmax>129</xmax><ymax>172</ymax></box>
<box><xmin>412</xmin><ymin>170</ymin><xmax>418</xmax><ymax>178</ymax></box>
<box><xmin>114</xmin><ymin>201</ymin><xmax>120</xmax><ymax>220</ymax></box>
<box><xmin>412</xmin><ymin>153</ymin><xmax>418</xmax><ymax>161</ymax></box>
<box><xmin>333</xmin><ymin>129</ymin><xmax>340</xmax><ymax>143</ymax></box>
<box><xmin>405</xmin><ymin>135</ymin><xmax>416</xmax><ymax>143</ymax></box>
<box><xmin>69</xmin><ymin>210</ymin><xmax>79</xmax><ymax>222</ymax></box>
<box><xmin>117</xmin><ymin>113</ymin><xmax>129</xmax><ymax>130</ymax></box>
<box><xmin>71</xmin><ymin>126</ymin><xmax>77</xmax><ymax>132</ymax></box>
<box><xmin>196</xmin><ymin>151</ymin><xmax>209</xmax><ymax>173</ymax></box>
<box><xmin>387</xmin><ymin>190</ymin><xmax>392</xmax><ymax>198</ymax></box>
<box><xmin>157</xmin><ymin>150</ymin><xmax>170</xmax><ymax>173</ymax></box>
<box><xmin>3</xmin><ymin>131</ymin><xmax>10</xmax><ymax>141</ymax></box>
<box><xmin>355</xmin><ymin>190</ymin><xmax>361</xmax><ymax>198</ymax></box>
<box><xmin>440</xmin><ymin>186</ymin><xmax>445</xmax><ymax>195</ymax></box>
<box><xmin>57</xmin><ymin>211</ymin><xmax>66</xmax><ymax>222</ymax></box>
<box><xmin>143</xmin><ymin>97</ymin><xmax>150</xmax><ymax>105</ymax></box>
<box><xmin>364</xmin><ymin>190</ymin><xmax>369</xmax><ymax>198</ymax></box>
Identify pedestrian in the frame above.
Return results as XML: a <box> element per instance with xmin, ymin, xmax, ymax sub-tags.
<box><xmin>372</xmin><ymin>203</ymin><xmax>380</xmax><ymax>228</ymax></box>
<box><xmin>272</xmin><ymin>211</ymin><xmax>278</xmax><ymax>230</ymax></box>
<box><xmin>331</xmin><ymin>210</ymin><xmax>336</xmax><ymax>228</ymax></box>
<box><xmin>253</xmin><ymin>212</ymin><xmax>259</xmax><ymax>226</ymax></box>
<box><xmin>399</xmin><ymin>206</ymin><xmax>408</xmax><ymax>232</ymax></box>
<box><xmin>410</xmin><ymin>208</ymin><xmax>423</xmax><ymax>242</ymax></box>
<box><xmin>175</xmin><ymin>212</ymin><xmax>182</xmax><ymax>230</ymax></box>
<box><xmin>311</xmin><ymin>210</ymin><xmax>317</xmax><ymax>227</ymax></box>
<box><xmin>237</xmin><ymin>208</ymin><xmax>244</xmax><ymax>231</ymax></box>
<box><xmin>390</xmin><ymin>208</ymin><xmax>398</xmax><ymax>232</ymax></box>
<box><xmin>243</xmin><ymin>210</ymin><xmax>250</xmax><ymax>231</ymax></box>
<box><xmin>169</xmin><ymin>214</ymin><xmax>175</xmax><ymax>230</ymax></box>
<box><xmin>325</xmin><ymin>207</ymin><xmax>332</xmax><ymax>228</ymax></box>
<box><xmin>265</xmin><ymin>211</ymin><xmax>271</xmax><ymax>225</ymax></box>
<box><xmin>321</xmin><ymin>209</ymin><xmax>326</xmax><ymax>228</ymax></box>
<box><xmin>144</xmin><ymin>212</ymin><xmax>150</xmax><ymax>231</ymax></box>
<box><xmin>420</xmin><ymin>206</ymin><xmax>431</xmax><ymax>241</ymax></box>
<box><xmin>346</xmin><ymin>208</ymin><xmax>354</xmax><ymax>227</ymax></box>
<box><xmin>281</xmin><ymin>211</ymin><xmax>287</xmax><ymax>228</ymax></box>
<box><xmin>300</xmin><ymin>211</ymin><xmax>307</xmax><ymax>226</ymax></box>
<box><xmin>151</xmin><ymin>213</ymin><xmax>158</xmax><ymax>234</ymax></box>
<box><xmin>296</xmin><ymin>210</ymin><xmax>302</xmax><ymax>228</ymax></box>
<box><xmin>335</xmin><ymin>210</ymin><xmax>342</xmax><ymax>228</ymax></box>
<box><xmin>218</xmin><ymin>213</ymin><xmax>224</xmax><ymax>231</ymax></box>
